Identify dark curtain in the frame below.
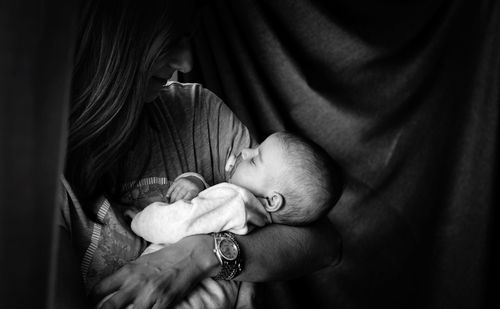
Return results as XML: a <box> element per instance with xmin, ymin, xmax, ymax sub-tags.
<box><xmin>182</xmin><ymin>0</ymin><xmax>499</xmax><ymax>308</ymax></box>
<box><xmin>0</xmin><ymin>1</ymin><xmax>77</xmax><ymax>308</ymax></box>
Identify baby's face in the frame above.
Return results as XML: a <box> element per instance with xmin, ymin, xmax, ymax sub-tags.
<box><xmin>226</xmin><ymin>133</ymin><xmax>288</xmax><ymax>197</ymax></box>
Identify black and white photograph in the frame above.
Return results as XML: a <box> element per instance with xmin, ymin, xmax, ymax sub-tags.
<box><xmin>1</xmin><ymin>0</ymin><xmax>498</xmax><ymax>308</ymax></box>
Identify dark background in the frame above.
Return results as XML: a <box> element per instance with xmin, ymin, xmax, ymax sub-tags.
<box><xmin>1</xmin><ymin>0</ymin><xmax>499</xmax><ymax>308</ymax></box>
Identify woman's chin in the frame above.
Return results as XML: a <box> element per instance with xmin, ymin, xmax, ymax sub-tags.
<box><xmin>144</xmin><ymin>92</ymin><xmax>160</xmax><ymax>102</ymax></box>
<box><xmin>145</xmin><ymin>82</ymin><xmax>167</xmax><ymax>102</ymax></box>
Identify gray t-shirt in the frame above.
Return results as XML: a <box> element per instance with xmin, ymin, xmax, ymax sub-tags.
<box><xmin>59</xmin><ymin>82</ymin><xmax>254</xmax><ymax>291</ymax></box>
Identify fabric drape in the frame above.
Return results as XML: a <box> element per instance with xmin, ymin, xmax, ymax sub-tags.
<box><xmin>0</xmin><ymin>1</ymin><xmax>77</xmax><ymax>308</ymax></box>
<box><xmin>182</xmin><ymin>0</ymin><xmax>499</xmax><ymax>308</ymax></box>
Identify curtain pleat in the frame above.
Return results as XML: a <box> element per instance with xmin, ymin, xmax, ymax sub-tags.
<box><xmin>0</xmin><ymin>1</ymin><xmax>77</xmax><ymax>308</ymax></box>
<box><xmin>182</xmin><ymin>0</ymin><xmax>500</xmax><ymax>308</ymax></box>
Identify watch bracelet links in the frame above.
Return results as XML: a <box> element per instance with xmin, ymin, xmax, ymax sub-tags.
<box><xmin>212</xmin><ymin>232</ymin><xmax>243</xmax><ymax>280</ymax></box>
<box><xmin>212</xmin><ymin>261</ymin><xmax>242</xmax><ymax>281</ymax></box>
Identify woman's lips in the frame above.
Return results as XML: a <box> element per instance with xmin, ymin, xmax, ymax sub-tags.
<box><xmin>151</xmin><ymin>76</ymin><xmax>168</xmax><ymax>85</ymax></box>
<box><xmin>145</xmin><ymin>77</ymin><xmax>170</xmax><ymax>102</ymax></box>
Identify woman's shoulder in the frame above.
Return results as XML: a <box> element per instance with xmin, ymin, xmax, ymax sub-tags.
<box><xmin>159</xmin><ymin>81</ymin><xmax>222</xmax><ymax>107</ymax></box>
<box><xmin>151</xmin><ymin>81</ymin><xmax>233</xmax><ymax>126</ymax></box>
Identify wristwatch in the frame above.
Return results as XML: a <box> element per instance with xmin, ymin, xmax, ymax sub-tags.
<box><xmin>212</xmin><ymin>232</ymin><xmax>242</xmax><ymax>280</ymax></box>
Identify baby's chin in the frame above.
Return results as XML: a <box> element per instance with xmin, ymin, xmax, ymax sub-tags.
<box><xmin>226</xmin><ymin>174</ymin><xmax>243</xmax><ymax>188</ymax></box>
<box><xmin>226</xmin><ymin>174</ymin><xmax>239</xmax><ymax>186</ymax></box>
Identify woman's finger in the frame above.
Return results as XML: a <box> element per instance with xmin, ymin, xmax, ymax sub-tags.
<box><xmin>132</xmin><ymin>282</ymin><xmax>157</xmax><ymax>309</ymax></box>
<box><xmin>99</xmin><ymin>286</ymin><xmax>137</xmax><ymax>309</ymax></box>
<box><xmin>90</xmin><ymin>275</ymin><xmax>122</xmax><ymax>304</ymax></box>
<box><xmin>90</xmin><ymin>265</ymin><xmax>136</xmax><ymax>305</ymax></box>
<box><xmin>134</xmin><ymin>278</ymin><xmax>177</xmax><ymax>309</ymax></box>
<box><xmin>151</xmin><ymin>291</ymin><xmax>177</xmax><ymax>309</ymax></box>
<box><xmin>151</xmin><ymin>298</ymin><xmax>169</xmax><ymax>309</ymax></box>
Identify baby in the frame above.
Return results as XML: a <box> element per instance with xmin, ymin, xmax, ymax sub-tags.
<box><xmin>131</xmin><ymin>131</ymin><xmax>343</xmax><ymax>247</ymax></box>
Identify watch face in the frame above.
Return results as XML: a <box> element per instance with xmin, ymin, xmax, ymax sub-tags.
<box><xmin>219</xmin><ymin>238</ymin><xmax>238</xmax><ymax>260</ymax></box>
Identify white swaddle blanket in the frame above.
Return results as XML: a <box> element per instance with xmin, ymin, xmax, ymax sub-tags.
<box><xmin>98</xmin><ymin>183</ymin><xmax>266</xmax><ymax>309</ymax></box>
<box><xmin>131</xmin><ymin>182</ymin><xmax>272</xmax><ymax>245</ymax></box>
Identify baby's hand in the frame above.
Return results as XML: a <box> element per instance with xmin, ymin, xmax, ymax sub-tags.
<box><xmin>166</xmin><ymin>177</ymin><xmax>204</xmax><ymax>203</ymax></box>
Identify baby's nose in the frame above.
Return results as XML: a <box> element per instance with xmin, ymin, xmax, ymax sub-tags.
<box><xmin>241</xmin><ymin>149</ymin><xmax>250</xmax><ymax>160</ymax></box>
<box><xmin>241</xmin><ymin>148</ymin><xmax>255</xmax><ymax>160</ymax></box>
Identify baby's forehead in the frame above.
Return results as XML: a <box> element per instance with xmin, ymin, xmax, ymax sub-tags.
<box><xmin>268</xmin><ymin>134</ymin><xmax>299</xmax><ymax>154</ymax></box>
<box><xmin>266</xmin><ymin>133</ymin><xmax>288</xmax><ymax>147</ymax></box>
<box><xmin>262</xmin><ymin>135</ymin><xmax>288</xmax><ymax>156</ymax></box>
<box><xmin>267</xmin><ymin>139</ymin><xmax>298</xmax><ymax>169</ymax></box>
<box><xmin>263</xmin><ymin>134</ymin><xmax>317</xmax><ymax>175</ymax></box>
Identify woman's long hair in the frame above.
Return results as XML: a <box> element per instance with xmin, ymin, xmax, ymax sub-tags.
<box><xmin>66</xmin><ymin>0</ymin><xmax>193</xmax><ymax>205</ymax></box>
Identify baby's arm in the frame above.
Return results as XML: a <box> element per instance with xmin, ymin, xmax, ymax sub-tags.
<box><xmin>167</xmin><ymin>172</ymin><xmax>209</xmax><ymax>202</ymax></box>
<box><xmin>132</xmin><ymin>184</ymin><xmax>265</xmax><ymax>244</ymax></box>
<box><xmin>131</xmin><ymin>201</ymin><xmax>191</xmax><ymax>244</ymax></box>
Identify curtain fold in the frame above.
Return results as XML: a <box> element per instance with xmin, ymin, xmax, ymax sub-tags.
<box><xmin>0</xmin><ymin>1</ymin><xmax>77</xmax><ymax>308</ymax></box>
<box><xmin>182</xmin><ymin>0</ymin><xmax>499</xmax><ymax>308</ymax></box>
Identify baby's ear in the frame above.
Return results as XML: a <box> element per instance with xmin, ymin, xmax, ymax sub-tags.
<box><xmin>264</xmin><ymin>192</ymin><xmax>284</xmax><ymax>213</ymax></box>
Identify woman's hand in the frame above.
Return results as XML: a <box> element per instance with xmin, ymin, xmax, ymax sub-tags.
<box><xmin>91</xmin><ymin>235</ymin><xmax>220</xmax><ymax>309</ymax></box>
<box><xmin>172</xmin><ymin>279</ymin><xmax>241</xmax><ymax>309</ymax></box>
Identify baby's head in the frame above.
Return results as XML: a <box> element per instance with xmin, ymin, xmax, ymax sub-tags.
<box><xmin>227</xmin><ymin>132</ymin><xmax>343</xmax><ymax>225</ymax></box>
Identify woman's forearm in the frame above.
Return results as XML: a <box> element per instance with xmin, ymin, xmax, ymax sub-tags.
<box><xmin>233</xmin><ymin>217</ymin><xmax>341</xmax><ymax>281</ymax></box>
<box><xmin>91</xmin><ymin>219</ymin><xmax>340</xmax><ymax>306</ymax></box>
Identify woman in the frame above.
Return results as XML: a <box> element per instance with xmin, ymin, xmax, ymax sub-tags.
<box><xmin>60</xmin><ymin>0</ymin><xmax>341</xmax><ymax>308</ymax></box>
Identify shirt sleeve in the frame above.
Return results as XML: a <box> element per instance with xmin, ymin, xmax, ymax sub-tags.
<box><xmin>57</xmin><ymin>177</ymin><xmax>71</xmax><ymax>232</ymax></box>
<box><xmin>137</xmin><ymin>82</ymin><xmax>256</xmax><ymax>187</ymax></box>
<box><xmin>195</xmin><ymin>87</ymin><xmax>257</xmax><ymax>185</ymax></box>
<box><xmin>174</xmin><ymin>172</ymin><xmax>209</xmax><ymax>189</ymax></box>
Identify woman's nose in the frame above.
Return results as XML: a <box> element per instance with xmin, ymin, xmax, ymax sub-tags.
<box><xmin>167</xmin><ymin>37</ymin><xmax>193</xmax><ymax>73</ymax></box>
<box><xmin>241</xmin><ymin>148</ymin><xmax>257</xmax><ymax>160</ymax></box>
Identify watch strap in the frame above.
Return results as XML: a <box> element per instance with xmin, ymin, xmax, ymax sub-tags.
<box><xmin>212</xmin><ymin>232</ymin><xmax>242</xmax><ymax>280</ymax></box>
